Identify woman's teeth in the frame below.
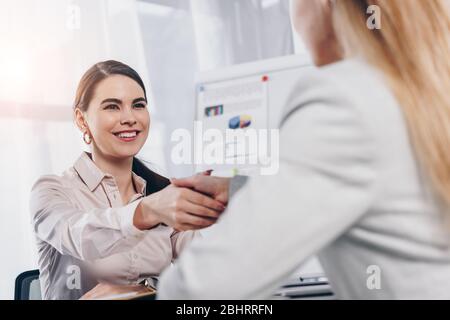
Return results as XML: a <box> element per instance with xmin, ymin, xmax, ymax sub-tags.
<box><xmin>116</xmin><ymin>132</ymin><xmax>137</xmax><ymax>138</ymax></box>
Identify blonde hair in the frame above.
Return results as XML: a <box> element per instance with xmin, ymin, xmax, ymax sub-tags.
<box><xmin>332</xmin><ymin>0</ymin><xmax>450</xmax><ymax>207</ymax></box>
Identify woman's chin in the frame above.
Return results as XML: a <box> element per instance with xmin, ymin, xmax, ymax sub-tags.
<box><xmin>110</xmin><ymin>147</ymin><xmax>141</xmax><ymax>160</ymax></box>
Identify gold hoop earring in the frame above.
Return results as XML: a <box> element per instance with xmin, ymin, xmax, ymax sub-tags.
<box><xmin>83</xmin><ymin>131</ymin><xmax>92</xmax><ymax>145</ymax></box>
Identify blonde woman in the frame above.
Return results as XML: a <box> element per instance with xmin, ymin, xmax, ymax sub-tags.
<box><xmin>154</xmin><ymin>0</ymin><xmax>450</xmax><ymax>299</ymax></box>
<box><xmin>30</xmin><ymin>61</ymin><xmax>225</xmax><ymax>299</ymax></box>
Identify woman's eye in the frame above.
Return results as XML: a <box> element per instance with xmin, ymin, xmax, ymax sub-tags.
<box><xmin>104</xmin><ymin>104</ymin><xmax>119</xmax><ymax>110</ymax></box>
<box><xmin>133</xmin><ymin>103</ymin><xmax>147</xmax><ymax>109</ymax></box>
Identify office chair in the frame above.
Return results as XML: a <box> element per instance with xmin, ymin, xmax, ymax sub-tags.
<box><xmin>15</xmin><ymin>269</ymin><xmax>41</xmax><ymax>300</ymax></box>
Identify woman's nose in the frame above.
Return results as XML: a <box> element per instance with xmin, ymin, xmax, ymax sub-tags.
<box><xmin>120</xmin><ymin>118</ymin><xmax>137</xmax><ymax>126</ymax></box>
<box><xmin>120</xmin><ymin>108</ymin><xmax>137</xmax><ymax>126</ymax></box>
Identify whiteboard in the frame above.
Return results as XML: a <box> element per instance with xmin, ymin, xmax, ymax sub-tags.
<box><xmin>194</xmin><ymin>54</ymin><xmax>314</xmax><ymax>176</ymax></box>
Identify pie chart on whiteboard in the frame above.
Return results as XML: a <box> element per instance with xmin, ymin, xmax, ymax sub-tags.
<box><xmin>228</xmin><ymin>115</ymin><xmax>252</xmax><ymax>129</ymax></box>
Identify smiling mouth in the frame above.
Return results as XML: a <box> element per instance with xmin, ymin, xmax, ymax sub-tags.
<box><xmin>112</xmin><ymin>130</ymin><xmax>141</xmax><ymax>142</ymax></box>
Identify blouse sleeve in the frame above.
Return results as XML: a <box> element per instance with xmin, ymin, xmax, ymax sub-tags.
<box><xmin>30</xmin><ymin>175</ymin><xmax>145</xmax><ymax>261</ymax></box>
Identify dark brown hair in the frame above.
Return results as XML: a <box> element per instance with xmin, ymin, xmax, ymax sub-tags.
<box><xmin>74</xmin><ymin>60</ymin><xmax>147</xmax><ymax>111</ymax></box>
<box><xmin>75</xmin><ymin>60</ymin><xmax>169</xmax><ymax>195</ymax></box>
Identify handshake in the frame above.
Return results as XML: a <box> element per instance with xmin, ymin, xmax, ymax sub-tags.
<box><xmin>82</xmin><ymin>173</ymin><xmax>231</xmax><ymax>300</ymax></box>
<box><xmin>133</xmin><ymin>173</ymin><xmax>231</xmax><ymax>232</ymax></box>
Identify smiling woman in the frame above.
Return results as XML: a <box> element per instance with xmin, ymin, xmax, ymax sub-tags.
<box><xmin>29</xmin><ymin>60</ymin><xmax>226</xmax><ymax>300</ymax></box>
<box><xmin>73</xmin><ymin>70</ymin><xmax>151</xmax><ymax>178</ymax></box>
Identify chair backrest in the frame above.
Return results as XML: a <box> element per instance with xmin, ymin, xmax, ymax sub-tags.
<box><xmin>15</xmin><ymin>269</ymin><xmax>41</xmax><ymax>300</ymax></box>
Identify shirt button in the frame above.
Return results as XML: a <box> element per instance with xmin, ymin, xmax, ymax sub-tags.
<box><xmin>133</xmin><ymin>254</ymin><xmax>138</xmax><ymax>259</ymax></box>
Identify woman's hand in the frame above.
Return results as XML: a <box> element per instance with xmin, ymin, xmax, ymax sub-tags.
<box><xmin>171</xmin><ymin>175</ymin><xmax>231</xmax><ymax>205</ymax></box>
<box><xmin>80</xmin><ymin>282</ymin><xmax>151</xmax><ymax>300</ymax></box>
<box><xmin>134</xmin><ymin>184</ymin><xmax>226</xmax><ymax>231</ymax></box>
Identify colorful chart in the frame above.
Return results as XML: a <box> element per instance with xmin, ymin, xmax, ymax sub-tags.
<box><xmin>204</xmin><ymin>105</ymin><xmax>224</xmax><ymax>117</ymax></box>
<box><xmin>228</xmin><ymin>115</ymin><xmax>252</xmax><ymax>129</ymax></box>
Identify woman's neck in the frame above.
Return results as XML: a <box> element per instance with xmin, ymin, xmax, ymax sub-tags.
<box><xmin>90</xmin><ymin>150</ymin><xmax>136</xmax><ymax>203</ymax></box>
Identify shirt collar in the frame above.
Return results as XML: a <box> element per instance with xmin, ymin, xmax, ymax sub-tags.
<box><xmin>132</xmin><ymin>171</ymin><xmax>147</xmax><ymax>195</ymax></box>
<box><xmin>73</xmin><ymin>152</ymin><xmax>147</xmax><ymax>195</ymax></box>
<box><xmin>73</xmin><ymin>152</ymin><xmax>106</xmax><ymax>192</ymax></box>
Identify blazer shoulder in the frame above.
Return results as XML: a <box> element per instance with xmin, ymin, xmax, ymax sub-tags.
<box><xmin>281</xmin><ymin>58</ymin><xmax>390</xmax><ymax>126</ymax></box>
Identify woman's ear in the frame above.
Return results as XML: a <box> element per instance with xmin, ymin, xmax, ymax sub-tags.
<box><xmin>74</xmin><ymin>108</ymin><xmax>88</xmax><ymax>132</ymax></box>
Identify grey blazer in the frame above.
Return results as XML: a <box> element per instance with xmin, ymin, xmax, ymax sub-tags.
<box><xmin>158</xmin><ymin>58</ymin><xmax>450</xmax><ymax>299</ymax></box>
